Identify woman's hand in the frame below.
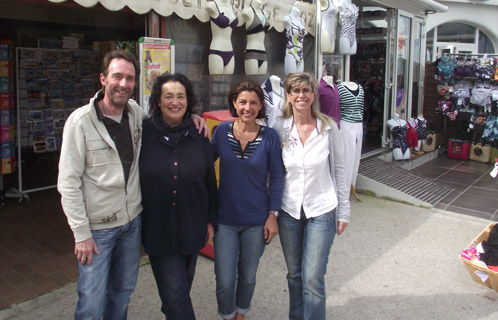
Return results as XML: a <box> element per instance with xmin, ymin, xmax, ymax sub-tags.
<box><xmin>337</xmin><ymin>221</ymin><xmax>348</xmax><ymax>235</ymax></box>
<box><xmin>206</xmin><ymin>223</ymin><xmax>215</xmax><ymax>244</ymax></box>
<box><xmin>264</xmin><ymin>215</ymin><xmax>278</xmax><ymax>244</ymax></box>
<box><xmin>190</xmin><ymin>114</ymin><xmax>209</xmax><ymax>138</ymax></box>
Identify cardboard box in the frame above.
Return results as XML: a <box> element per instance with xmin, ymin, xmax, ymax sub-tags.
<box><xmin>460</xmin><ymin>223</ymin><xmax>498</xmax><ymax>292</ymax></box>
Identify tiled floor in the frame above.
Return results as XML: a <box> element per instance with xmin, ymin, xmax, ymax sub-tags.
<box><xmin>0</xmin><ymin>189</ymin><xmax>77</xmax><ymax>310</ymax></box>
<box><xmin>410</xmin><ymin>156</ymin><xmax>498</xmax><ymax>221</ymax></box>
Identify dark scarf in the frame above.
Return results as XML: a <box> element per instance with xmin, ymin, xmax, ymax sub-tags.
<box><xmin>151</xmin><ymin>115</ymin><xmax>193</xmax><ymax>147</ymax></box>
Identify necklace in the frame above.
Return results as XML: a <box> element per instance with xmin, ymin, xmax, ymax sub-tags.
<box><xmin>234</xmin><ymin>122</ymin><xmax>258</xmax><ymax>141</ymax></box>
<box><xmin>296</xmin><ymin>119</ymin><xmax>316</xmax><ymax>138</ymax></box>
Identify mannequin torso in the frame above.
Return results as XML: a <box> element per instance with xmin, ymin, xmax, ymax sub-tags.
<box><xmin>263</xmin><ymin>75</ymin><xmax>284</xmax><ymax>128</ymax></box>
<box><xmin>242</xmin><ymin>0</ymin><xmax>269</xmax><ymax>75</ymax></box>
<box><xmin>320</xmin><ymin>0</ymin><xmax>338</xmax><ymax>54</ymax></box>
<box><xmin>338</xmin><ymin>0</ymin><xmax>358</xmax><ymax>55</ymax></box>
<box><xmin>283</xmin><ymin>6</ymin><xmax>306</xmax><ymax>75</ymax></box>
<box><xmin>387</xmin><ymin>114</ymin><xmax>411</xmax><ymax>160</ymax></box>
<box><xmin>207</xmin><ymin>0</ymin><xmax>238</xmax><ymax>74</ymax></box>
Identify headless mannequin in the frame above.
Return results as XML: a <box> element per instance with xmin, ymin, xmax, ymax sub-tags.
<box><xmin>323</xmin><ymin>75</ymin><xmax>334</xmax><ymax>86</ymax></box>
<box><xmin>319</xmin><ymin>75</ymin><xmax>341</xmax><ymax>126</ymax></box>
<box><xmin>207</xmin><ymin>0</ymin><xmax>238</xmax><ymax>75</ymax></box>
<box><xmin>242</xmin><ymin>0</ymin><xmax>268</xmax><ymax>75</ymax></box>
<box><xmin>341</xmin><ymin>81</ymin><xmax>358</xmax><ymax>91</ymax></box>
<box><xmin>320</xmin><ymin>0</ymin><xmax>339</xmax><ymax>54</ymax></box>
<box><xmin>337</xmin><ymin>0</ymin><xmax>358</xmax><ymax>55</ymax></box>
<box><xmin>283</xmin><ymin>5</ymin><xmax>306</xmax><ymax>75</ymax></box>
<box><xmin>338</xmin><ymin>80</ymin><xmax>363</xmax><ymax>201</ymax></box>
<box><xmin>386</xmin><ymin>113</ymin><xmax>411</xmax><ymax>160</ymax></box>
<box><xmin>415</xmin><ymin>113</ymin><xmax>428</xmax><ymax>152</ymax></box>
<box><xmin>265</xmin><ymin>75</ymin><xmax>284</xmax><ymax>127</ymax></box>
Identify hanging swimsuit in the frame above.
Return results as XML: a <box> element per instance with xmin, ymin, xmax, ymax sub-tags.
<box><xmin>245</xmin><ymin>7</ymin><xmax>270</xmax><ymax>67</ymax></box>
<box><xmin>482</xmin><ymin>115</ymin><xmax>498</xmax><ymax>142</ymax></box>
<box><xmin>391</xmin><ymin>124</ymin><xmax>409</xmax><ymax>154</ymax></box>
<box><xmin>405</xmin><ymin>121</ymin><xmax>418</xmax><ymax>147</ymax></box>
<box><xmin>210</xmin><ymin>2</ymin><xmax>239</xmax><ymax>66</ymax></box>
<box><xmin>285</xmin><ymin>18</ymin><xmax>306</xmax><ymax>68</ymax></box>
<box><xmin>321</xmin><ymin>0</ymin><xmax>338</xmax><ymax>44</ymax></box>
<box><xmin>339</xmin><ymin>3</ymin><xmax>358</xmax><ymax>50</ymax></box>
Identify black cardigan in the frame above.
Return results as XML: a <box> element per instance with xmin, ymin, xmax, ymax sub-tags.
<box><xmin>139</xmin><ymin>117</ymin><xmax>218</xmax><ymax>256</ymax></box>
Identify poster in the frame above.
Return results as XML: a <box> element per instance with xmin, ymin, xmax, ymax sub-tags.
<box><xmin>139</xmin><ymin>37</ymin><xmax>175</xmax><ymax>114</ymax></box>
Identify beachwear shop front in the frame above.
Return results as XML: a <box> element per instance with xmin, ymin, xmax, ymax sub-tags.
<box><xmin>0</xmin><ymin>0</ymin><xmax>448</xmax><ymax>201</ymax></box>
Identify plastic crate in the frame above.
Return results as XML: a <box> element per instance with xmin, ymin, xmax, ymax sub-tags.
<box><xmin>459</xmin><ymin>223</ymin><xmax>498</xmax><ymax>292</ymax></box>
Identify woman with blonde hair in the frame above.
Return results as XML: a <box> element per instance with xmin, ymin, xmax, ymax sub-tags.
<box><xmin>273</xmin><ymin>72</ymin><xmax>350</xmax><ymax>320</ymax></box>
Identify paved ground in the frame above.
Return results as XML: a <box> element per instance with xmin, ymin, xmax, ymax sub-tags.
<box><xmin>1</xmin><ymin>195</ymin><xmax>497</xmax><ymax>320</ymax></box>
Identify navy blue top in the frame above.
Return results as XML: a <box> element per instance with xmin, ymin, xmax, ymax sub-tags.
<box><xmin>140</xmin><ymin>117</ymin><xmax>218</xmax><ymax>256</ymax></box>
<box><xmin>212</xmin><ymin>121</ymin><xmax>284</xmax><ymax>226</ymax></box>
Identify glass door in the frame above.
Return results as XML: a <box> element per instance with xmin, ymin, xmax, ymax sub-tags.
<box><xmin>394</xmin><ymin>14</ymin><xmax>412</xmax><ymax>121</ymax></box>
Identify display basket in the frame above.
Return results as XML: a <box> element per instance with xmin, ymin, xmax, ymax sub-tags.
<box><xmin>459</xmin><ymin>223</ymin><xmax>498</xmax><ymax>291</ymax></box>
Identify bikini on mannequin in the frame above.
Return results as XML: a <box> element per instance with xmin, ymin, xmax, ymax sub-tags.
<box><xmin>242</xmin><ymin>0</ymin><xmax>270</xmax><ymax>75</ymax></box>
<box><xmin>207</xmin><ymin>0</ymin><xmax>239</xmax><ymax>75</ymax></box>
<box><xmin>386</xmin><ymin>113</ymin><xmax>412</xmax><ymax>160</ymax></box>
<box><xmin>337</xmin><ymin>0</ymin><xmax>358</xmax><ymax>55</ymax></box>
<box><xmin>263</xmin><ymin>75</ymin><xmax>284</xmax><ymax>127</ymax></box>
<box><xmin>320</xmin><ymin>0</ymin><xmax>339</xmax><ymax>54</ymax></box>
<box><xmin>283</xmin><ymin>4</ymin><xmax>306</xmax><ymax>75</ymax></box>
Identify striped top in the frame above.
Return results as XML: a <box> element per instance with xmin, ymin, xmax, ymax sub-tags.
<box><xmin>227</xmin><ymin>121</ymin><xmax>263</xmax><ymax>159</ymax></box>
<box><xmin>338</xmin><ymin>83</ymin><xmax>364</xmax><ymax>123</ymax></box>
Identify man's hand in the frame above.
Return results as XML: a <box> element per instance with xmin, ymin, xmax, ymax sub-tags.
<box><xmin>206</xmin><ymin>223</ymin><xmax>215</xmax><ymax>245</ymax></box>
<box><xmin>74</xmin><ymin>238</ymin><xmax>99</xmax><ymax>265</ymax></box>
<box><xmin>191</xmin><ymin>114</ymin><xmax>209</xmax><ymax>138</ymax></box>
<box><xmin>264</xmin><ymin>215</ymin><xmax>278</xmax><ymax>244</ymax></box>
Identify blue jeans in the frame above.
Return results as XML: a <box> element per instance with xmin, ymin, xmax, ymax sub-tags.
<box><xmin>278</xmin><ymin>209</ymin><xmax>336</xmax><ymax>320</ymax></box>
<box><xmin>149</xmin><ymin>253</ymin><xmax>198</xmax><ymax>320</ymax></box>
<box><xmin>75</xmin><ymin>214</ymin><xmax>142</xmax><ymax>320</ymax></box>
<box><xmin>214</xmin><ymin>224</ymin><xmax>266</xmax><ymax>319</ymax></box>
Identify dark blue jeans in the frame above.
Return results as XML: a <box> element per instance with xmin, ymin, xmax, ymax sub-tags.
<box><xmin>149</xmin><ymin>253</ymin><xmax>198</xmax><ymax>320</ymax></box>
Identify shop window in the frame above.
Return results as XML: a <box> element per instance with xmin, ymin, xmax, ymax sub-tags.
<box><xmin>437</xmin><ymin>22</ymin><xmax>475</xmax><ymax>44</ymax></box>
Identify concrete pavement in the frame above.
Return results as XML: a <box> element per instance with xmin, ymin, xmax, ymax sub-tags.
<box><xmin>1</xmin><ymin>195</ymin><xmax>497</xmax><ymax>320</ymax></box>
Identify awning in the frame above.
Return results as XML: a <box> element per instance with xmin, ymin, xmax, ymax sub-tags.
<box><xmin>362</xmin><ymin>0</ymin><xmax>448</xmax><ymax>15</ymax></box>
<box><xmin>46</xmin><ymin>0</ymin><xmax>317</xmax><ymax>35</ymax></box>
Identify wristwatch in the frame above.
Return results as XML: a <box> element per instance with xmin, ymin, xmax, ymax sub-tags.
<box><xmin>269</xmin><ymin>210</ymin><xmax>279</xmax><ymax>218</ymax></box>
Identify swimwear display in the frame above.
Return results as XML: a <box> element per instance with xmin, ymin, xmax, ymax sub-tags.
<box><xmin>210</xmin><ymin>1</ymin><xmax>238</xmax><ymax>29</ymax></box>
<box><xmin>246</xmin><ymin>7</ymin><xmax>269</xmax><ymax>35</ymax></box>
<box><xmin>415</xmin><ymin>117</ymin><xmax>428</xmax><ymax>140</ymax></box>
<box><xmin>338</xmin><ymin>2</ymin><xmax>359</xmax><ymax>52</ymax></box>
<box><xmin>406</xmin><ymin>121</ymin><xmax>418</xmax><ymax>147</ymax></box>
<box><xmin>285</xmin><ymin>18</ymin><xmax>306</xmax><ymax>68</ymax></box>
<box><xmin>209</xmin><ymin>49</ymin><xmax>234</xmax><ymax>66</ymax></box>
<box><xmin>321</xmin><ymin>0</ymin><xmax>338</xmax><ymax>45</ymax></box>
<box><xmin>245</xmin><ymin>49</ymin><xmax>267</xmax><ymax>67</ymax></box>
<box><xmin>391</xmin><ymin>124</ymin><xmax>409</xmax><ymax>154</ymax></box>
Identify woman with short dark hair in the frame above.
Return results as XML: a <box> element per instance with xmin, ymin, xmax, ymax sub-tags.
<box><xmin>212</xmin><ymin>80</ymin><xmax>284</xmax><ymax>320</ymax></box>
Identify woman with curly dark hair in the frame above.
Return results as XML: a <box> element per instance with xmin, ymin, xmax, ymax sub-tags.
<box><xmin>139</xmin><ymin>73</ymin><xmax>218</xmax><ymax>320</ymax></box>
